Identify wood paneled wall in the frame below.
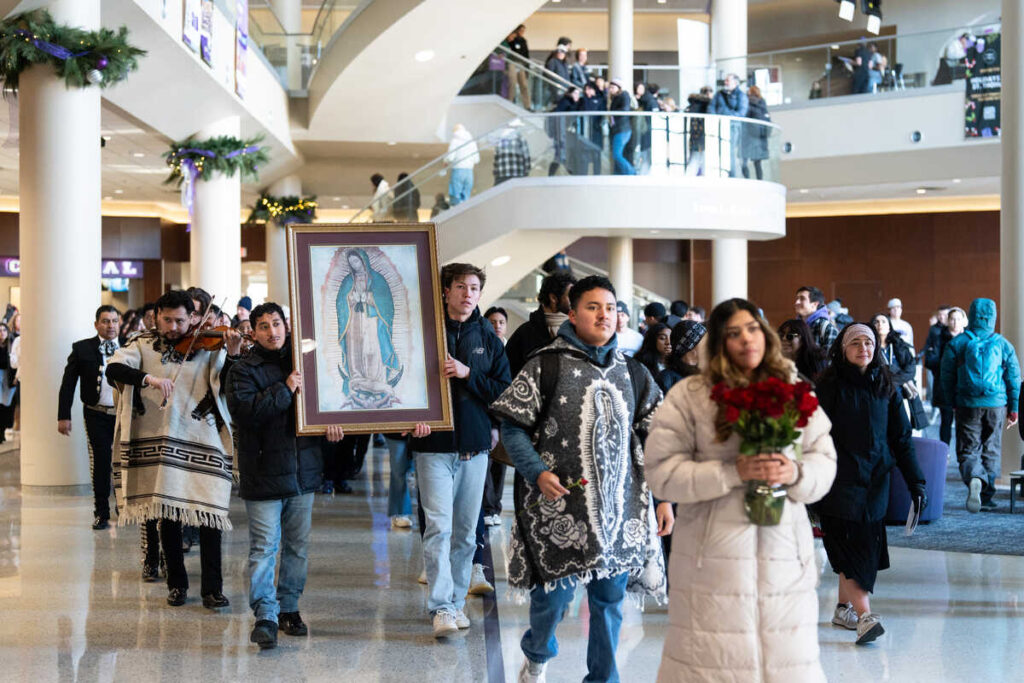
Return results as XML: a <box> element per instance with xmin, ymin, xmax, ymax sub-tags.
<box><xmin>694</xmin><ymin>211</ymin><xmax>1001</xmax><ymax>344</ymax></box>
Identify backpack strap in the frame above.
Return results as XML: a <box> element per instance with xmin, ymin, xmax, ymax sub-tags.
<box><xmin>624</xmin><ymin>356</ymin><xmax>647</xmax><ymax>419</ymax></box>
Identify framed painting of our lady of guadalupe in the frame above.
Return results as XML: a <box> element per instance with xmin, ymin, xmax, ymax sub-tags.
<box><xmin>286</xmin><ymin>223</ymin><xmax>452</xmax><ymax>434</ymax></box>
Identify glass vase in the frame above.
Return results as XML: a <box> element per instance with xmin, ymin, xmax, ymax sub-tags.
<box><xmin>743</xmin><ymin>480</ymin><xmax>787</xmax><ymax>526</ymax></box>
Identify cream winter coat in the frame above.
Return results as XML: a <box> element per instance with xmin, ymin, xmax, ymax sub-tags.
<box><xmin>644</xmin><ymin>375</ymin><xmax>837</xmax><ymax>683</ymax></box>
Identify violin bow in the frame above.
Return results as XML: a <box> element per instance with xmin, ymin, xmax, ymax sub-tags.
<box><xmin>159</xmin><ymin>296</ymin><xmax>227</xmax><ymax>410</ymax></box>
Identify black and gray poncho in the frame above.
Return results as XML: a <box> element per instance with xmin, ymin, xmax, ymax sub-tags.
<box><xmin>491</xmin><ymin>329</ymin><xmax>667</xmax><ymax>604</ymax></box>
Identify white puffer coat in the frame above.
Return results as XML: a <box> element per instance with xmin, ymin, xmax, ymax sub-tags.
<box><xmin>644</xmin><ymin>375</ymin><xmax>837</xmax><ymax>683</ymax></box>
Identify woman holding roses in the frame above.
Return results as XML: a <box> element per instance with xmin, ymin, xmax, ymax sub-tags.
<box><xmin>814</xmin><ymin>323</ymin><xmax>926</xmax><ymax>645</ymax></box>
<box><xmin>645</xmin><ymin>298</ymin><xmax>837</xmax><ymax>683</ymax></box>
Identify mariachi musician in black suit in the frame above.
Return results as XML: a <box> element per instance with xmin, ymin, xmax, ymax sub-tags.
<box><xmin>58</xmin><ymin>305</ymin><xmax>122</xmax><ymax>530</ymax></box>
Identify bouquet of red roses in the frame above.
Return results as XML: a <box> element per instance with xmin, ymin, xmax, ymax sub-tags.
<box><xmin>711</xmin><ymin>377</ymin><xmax>819</xmax><ymax>525</ymax></box>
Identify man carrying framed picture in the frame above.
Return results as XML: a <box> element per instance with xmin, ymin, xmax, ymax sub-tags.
<box><xmin>410</xmin><ymin>262</ymin><xmax>511</xmax><ymax>638</ymax></box>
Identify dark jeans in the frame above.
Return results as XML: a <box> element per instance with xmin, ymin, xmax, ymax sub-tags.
<box><xmin>939</xmin><ymin>406</ymin><xmax>955</xmax><ymax>445</ymax></box>
<box><xmin>483</xmin><ymin>461</ymin><xmax>506</xmax><ymax>516</ymax></box>
<box><xmin>742</xmin><ymin>158</ymin><xmax>764</xmax><ymax>180</ymax></box>
<box><xmin>955</xmin><ymin>405</ymin><xmax>1005</xmax><ymax>503</ymax></box>
<box><xmin>159</xmin><ymin>519</ymin><xmax>222</xmax><ymax>594</ymax></box>
<box><xmin>82</xmin><ymin>407</ymin><xmax>115</xmax><ymax>520</ymax></box>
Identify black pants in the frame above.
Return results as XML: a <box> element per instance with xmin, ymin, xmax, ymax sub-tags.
<box><xmin>82</xmin><ymin>407</ymin><xmax>115</xmax><ymax>520</ymax></box>
<box><xmin>482</xmin><ymin>461</ymin><xmax>506</xmax><ymax>516</ymax></box>
<box><xmin>939</xmin><ymin>406</ymin><xmax>954</xmax><ymax>445</ymax></box>
<box><xmin>324</xmin><ymin>434</ymin><xmax>370</xmax><ymax>482</ymax></box>
<box><xmin>159</xmin><ymin>519</ymin><xmax>222</xmax><ymax>593</ymax></box>
<box><xmin>142</xmin><ymin>519</ymin><xmax>160</xmax><ymax>569</ymax></box>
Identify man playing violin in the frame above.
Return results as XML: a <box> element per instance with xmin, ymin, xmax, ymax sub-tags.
<box><xmin>107</xmin><ymin>289</ymin><xmax>243</xmax><ymax>609</ymax></box>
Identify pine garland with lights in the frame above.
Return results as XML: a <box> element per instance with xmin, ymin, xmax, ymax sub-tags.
<box><xmin>0</xmin><ymin>10</ymin><xmax>145</xmax><ymax>93</ymax></box>
<box><xmin>247</xmin><ymin>193</ymin><xmax>318</xmax><ymax>226</ymax></box>
<box><xmin>163</xmin><ymin>135</ymin><xmax>269</xmax><ymax>186</ymax></box>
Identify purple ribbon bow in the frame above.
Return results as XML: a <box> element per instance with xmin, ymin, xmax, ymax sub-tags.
<box><xmin>14</xmin><ymin>28</ymin><xmax>89</xmax><ymax>61</ymax></box>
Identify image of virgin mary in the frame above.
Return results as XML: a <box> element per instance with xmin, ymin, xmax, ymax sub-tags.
<box><xmin>335</xmin><ymin>248</ymin><xmax>404</xmax><ymax>408</ymax></box>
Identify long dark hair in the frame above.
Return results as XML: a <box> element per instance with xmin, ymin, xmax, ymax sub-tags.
<box><xmin>870</xmin><ymin>313</ymin><xmax>908</xmax><ymax>349</ymax></box>
<box><xmin>819</xmin><ymin>322</ymin><xmax>895</xmax><ymax>398</ymax></box>
<box><xmin>635</xmin><ymin>322</ymin><xmax>670</xmax><ymax>376</ymax></box>
<box><xmin>778</xmin><ymin>318</ymin><xmax>827</xmax><ymax>382</ymax></box>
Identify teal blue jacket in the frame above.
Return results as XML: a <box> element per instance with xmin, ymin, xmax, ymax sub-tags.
<box><xmin>940</xmin><ymin>298</ymin><xmax>1021</xmax><ymax>410</ymax></box>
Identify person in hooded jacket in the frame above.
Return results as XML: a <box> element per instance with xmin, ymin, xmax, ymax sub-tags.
<box><xmin>941</xmin><ymin>298</ymin><xmax>1021</xmax><ymax>513</ymax></box>
<box><xmin>506</xmin><ymin>271</ymin><xmax>576</xmax><ymax>378</ymax></box>
<box><xmin>741</xmin><ymin>84</ymin><xmax>771</xmax><ymax>180</ymax></box>
<box><xmin>645</xmin><ymin>298</ymin><xmax>836</xmax><ymax>682</ymax></box>
<box><xmin>410</xmin><ymin>263</ymin><xmax>511</xmax><ymax>637</ymax></box>
<box><xmin>225</xmin><ymin>302</ymin><xmax>347</xmax><ymax>650</ymax></box>
<box><xmin>815</xmin><ymin>323</ymin><xmax>926</xmax><ymax>646</ymax></box>
<box><xmin>655</xmin><ymin>320</ymin><xmax>706</xmax><ymax>394</ymax></box>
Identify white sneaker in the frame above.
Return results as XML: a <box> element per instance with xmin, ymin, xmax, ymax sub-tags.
<box><xmin>485</xmin><ymin>514</ymin><xmax>501</xmax><ymax>526</ymax></box>
<box><xmin>467</xmin><ymin>563</ymin><xmax>494</xmax><ymax>596</ymax></box>
<box><xmin>432</xmin><ymin>609</ymin><xmax>459</xmax><ymax>638</ymax></box>
<box><xmin>391</xmin><ymin>515</ymin><xmax>412</xmax><ymax>529</ymax></box>
<box><xmin>454</xmin><ymin>608</ymin><xmax>470</xmax><ymax>629</ymax></box>
<box><xmin>831</xmin><ymin>602</ymin><xmax>858</xmax><ymax>630</ymax></box>
<box><xmin>966</xmin><ymin>477</ymin><xmax>983</xmax><ymax>513</ymax></box>
<box><xmin>518</xmin><ymin>658</ymin><xmax>547</xmax><ymax>683</ymax></box>
<box><xmin>856</xmin><ymin>612</ymin><xmax>885</xmax><ymax>645</ymax></box>
<box><xmin>418</xmin><ymin>568</ymin><xmax>428</xmax><ymax>585</ymax></box>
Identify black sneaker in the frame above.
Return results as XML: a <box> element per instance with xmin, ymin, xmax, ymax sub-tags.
<box><xmin>278</xmin><ymin>611</ymin><xmax>308</xmax><ymax>636</ymax></box>
<box><xmin>142</xmin><ymin>564</ymin><xmax>160</xmax><ymax>583</ymax></box>
<box><xmin>981</xmin><ymin>500</ymin><xmax>999</xmax><ymax>511</ymax></box>
<box><xmin>250</xmin><ymin>620</ymin><xmax>278</xmax><ymax>650</ymax></box>
<box><xmin>92</xmin><ymin>516</ymin><xmax>109</xmax><ymax>530</ymax></box>
<box><xmin>337</xmin><ymin>480</ymin><xmax>353</xmax><ymax>494</ymax></box>
<box><xmin>202</xmin><ymin>592</ymin><xmax>230</xmax><ymax>609</ymax></box>
<box><xmin>167</xmin><ymin>588</ymin><xmax>187</xmax><ymax>606</ymax></box>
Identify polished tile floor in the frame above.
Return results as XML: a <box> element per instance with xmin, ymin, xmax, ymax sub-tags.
<box><xmin>1</xmin><ymin>442</ymin><xmax>1023</xmax><ymax>682</ymax></box>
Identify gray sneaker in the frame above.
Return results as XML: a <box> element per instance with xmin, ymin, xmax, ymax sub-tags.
<box><xmin>831</xmin><ymin>602</ymin><xmax>858</xmax><ymax>630</ymax></box>
<box><xmin>432</xmin><ymin>609</ymin><xmax>459</xmax><ymax>638</ymax></box>
<box><xmin>856</xmin><ymin>612</ymin><xmax>885</xmax><ymax>645</ymax></box>
<box><xmin>967</xmin><ymin>477</ymin><xmax>983</xmax><ymax>513</ymax></box>
<box><xmin>454</xmin><ymin>608</ymin><xmax>470</xmax><ymax>629</ymax></box>
<box><xmin>518</xmin><ymin>658</ymin><xmax>547</xmax><ymax>683</ymax></box>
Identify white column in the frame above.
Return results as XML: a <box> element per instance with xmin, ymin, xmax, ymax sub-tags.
<box><xmin>608</xmin><ymin>0</ymin><xmax>634</xmax><ymax>87</ymax></box>
<box><xmin>265</xmin><ymin>174</ymin><xmax>301</xmax><ymax>305</ymax></box>
<box><xmin>711</xmin><ymin>0</ymin><xmax>748</xmax><ymax>303</ymax></box>
<box><xmin>18</xmin><ymin>0</ymin><xmax>101</xmax><ymax>488</ymax></box>
<box><xmin>711</xmin><ymin>0</ymin><xmax>747</xmax><ymax>82</ymax></box>
<box><xmin>191</xmin><ymin>116</ymin><xmax>242</xmax><ymax>307</ymax></box>
<box><xmin>1000</xmin><ymin>0</ymin><xmax>1022</xmax><ymax>482</ymax></box>
<box><xmin>609</xmin><ymin>236</ymin><xmax>634</xmax><ymax>314</ymax></box>
<box><xmin>712</xmin><ymin>238</ymin><xmax>747</xmax><ymax>304</ymax></box>
<box><xmin>270</xmin><ymin>0</ymin><xmax>302</xmax><ymax>90</ymax></box>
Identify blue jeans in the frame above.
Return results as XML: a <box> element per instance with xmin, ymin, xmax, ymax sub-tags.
<box><xmin>449</xmin><ymin>167</ymin><xmax>474</xmax><ymax>205</ymax></box>
<box><xmin>611</xmin><ymin>130</ymin><xmax>635</xmax><ymax>175</ymax></box>
<box><xmin>521</xmin><ymin>572</ymin><xmax>629</xmax><ymax>683</ymax></box>
<box><xmin>245</xmin><ymin>493</ymin><xmax>314</xmax><ymax>624</ymax></box>
<box><xmin>386</xmin><ymin>437</ymin><xmax>413</xmax><ymax>517</ymax></box>
<box><xmin>414</xmin><ymin>452</ymin><xmax>488</xmax><ymax>614</ymax></box>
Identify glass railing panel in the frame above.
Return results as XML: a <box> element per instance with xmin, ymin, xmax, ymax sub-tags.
<box><xmin>349</xmin><ymin>112</ymin><xmax>781</xmax><ymax>224</ymax></box>
<box><xmin>459</xmin><ymin>46</ymin><xmax>575</xmax><ymax>113</ymax></box>
<box><xmin>247</xmin><ymin>0</ymin><xmax>349</xmax><ymax>91</ymax></box>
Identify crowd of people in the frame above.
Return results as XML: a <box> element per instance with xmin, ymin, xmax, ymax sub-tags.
<box><xmin>44</xmin><ymin>260</ymin><xmax>1024</xmax><ymax>679</ymax></box>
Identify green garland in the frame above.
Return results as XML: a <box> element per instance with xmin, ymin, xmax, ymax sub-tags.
<box><xmin>247</xmin><ymin>193</ymin><xmax>318</xmax><ymax>226</ymax></box>
<box><xmin>163</xmin><ymin>135</ymin><xmax>269</xmax><ymax>186</ymax></box>
<box><xmin>0</xmin><ymin>10</ymin><xmax>145</xmax><ymax>93</ymax></box>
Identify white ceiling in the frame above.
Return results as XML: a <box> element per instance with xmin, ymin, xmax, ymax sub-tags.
<box><xmin>539</xmin><ymin>0</ymin><xmax>708</xmax><ymax>11</ymax></box>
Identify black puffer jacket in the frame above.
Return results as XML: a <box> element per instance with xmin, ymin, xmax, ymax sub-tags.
<box><xmin>411</xmin><ymin>309</ymin><xmax>511</xmax><ymax>455</ymax></box>
<box><xmin>880</xmin><ymin>334</ymin><xmax>916</xmax><ymax>387</ymax></box>
<box><xmin>226</xmin><ymin>339</ymin><xmax>323</xmax><ymax>500</ymax></box>
<box><xmin>505</xmin><ymin>307</ymin><xmax>555</xmax><ymax>378</ymax></box>
<box><xmin>815</xmin><ymin>364</ymin><xmax>925</xmax><ymax>522</ymax></box>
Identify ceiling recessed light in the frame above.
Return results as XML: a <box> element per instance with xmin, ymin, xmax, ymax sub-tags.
<box><xmin>798</xmin><ymin>188</ymin><xmax>809</xmax><ymax>194</ymax></box>
<box><xmin>132</xmin><ymin>152</ymin><xmax>145</xmax><ymax>158</ymax></box>
<box><xmin>333</xmin><ymin>196</ymin><xmax>342</xmax><ymax>201</ymax></box>
<box><xmin>658</xmin><ymin>0</ymin><xmax>666</xmax><ymax>3</ymax></box>
<box><xmin>341</xmin><ymin>204</ymin><xmax>350</xmax><ymax>209</ymax></box>
<box><xmin>490</xmin><ymin>255</ymin><xmax>511</xmax><ymax>267</ymax></box>
<box><xmin>114</xmin><ymin>189</ymin><xmax>124</xmax><ymax>194</ymax></box>
<box><xmin>387</xmin><ymin>141</ymin><xmax>397</xmax><ymax>146</ymax></box>
<box><xmin>952</xmin><ymin>178</ymin><xmax>962</xmax><ymax>183</ymax></box>
<box><xmin>916</xmin><ymin>188</ymin><xmax>927</xmax><ymax>194</ymax></box>
<box><xmin>414</xmin><ymin>49</ymin><xmax>435</xmax><ymax>63</ymax></box>
<box><xmin>102</xmin><ymin>135</ymin><xmax>112</xmax><ymax>141</ymax></box>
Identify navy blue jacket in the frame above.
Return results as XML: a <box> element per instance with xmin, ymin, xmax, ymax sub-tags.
<box><xmin>411</xmin><ymin>309</ymin><xmax>511</xmax><ymax>454</ymax></box>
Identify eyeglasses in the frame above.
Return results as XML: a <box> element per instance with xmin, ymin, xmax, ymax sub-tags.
<box><xmin>782</xmin><ymin>333</ymin><xmax>801</xmax><ymax>341</ymax></box>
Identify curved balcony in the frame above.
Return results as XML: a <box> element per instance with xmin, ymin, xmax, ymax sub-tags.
<box><xmin>350</xmin><ymin>112</ymin><xmax>786</xmax><ymax>305</ymax></box>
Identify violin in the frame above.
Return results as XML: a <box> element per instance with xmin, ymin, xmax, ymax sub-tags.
<box><xmin>172</xmin><ymin>325</ymin><xmax>253</xmax><ymax>355</ymax></box>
